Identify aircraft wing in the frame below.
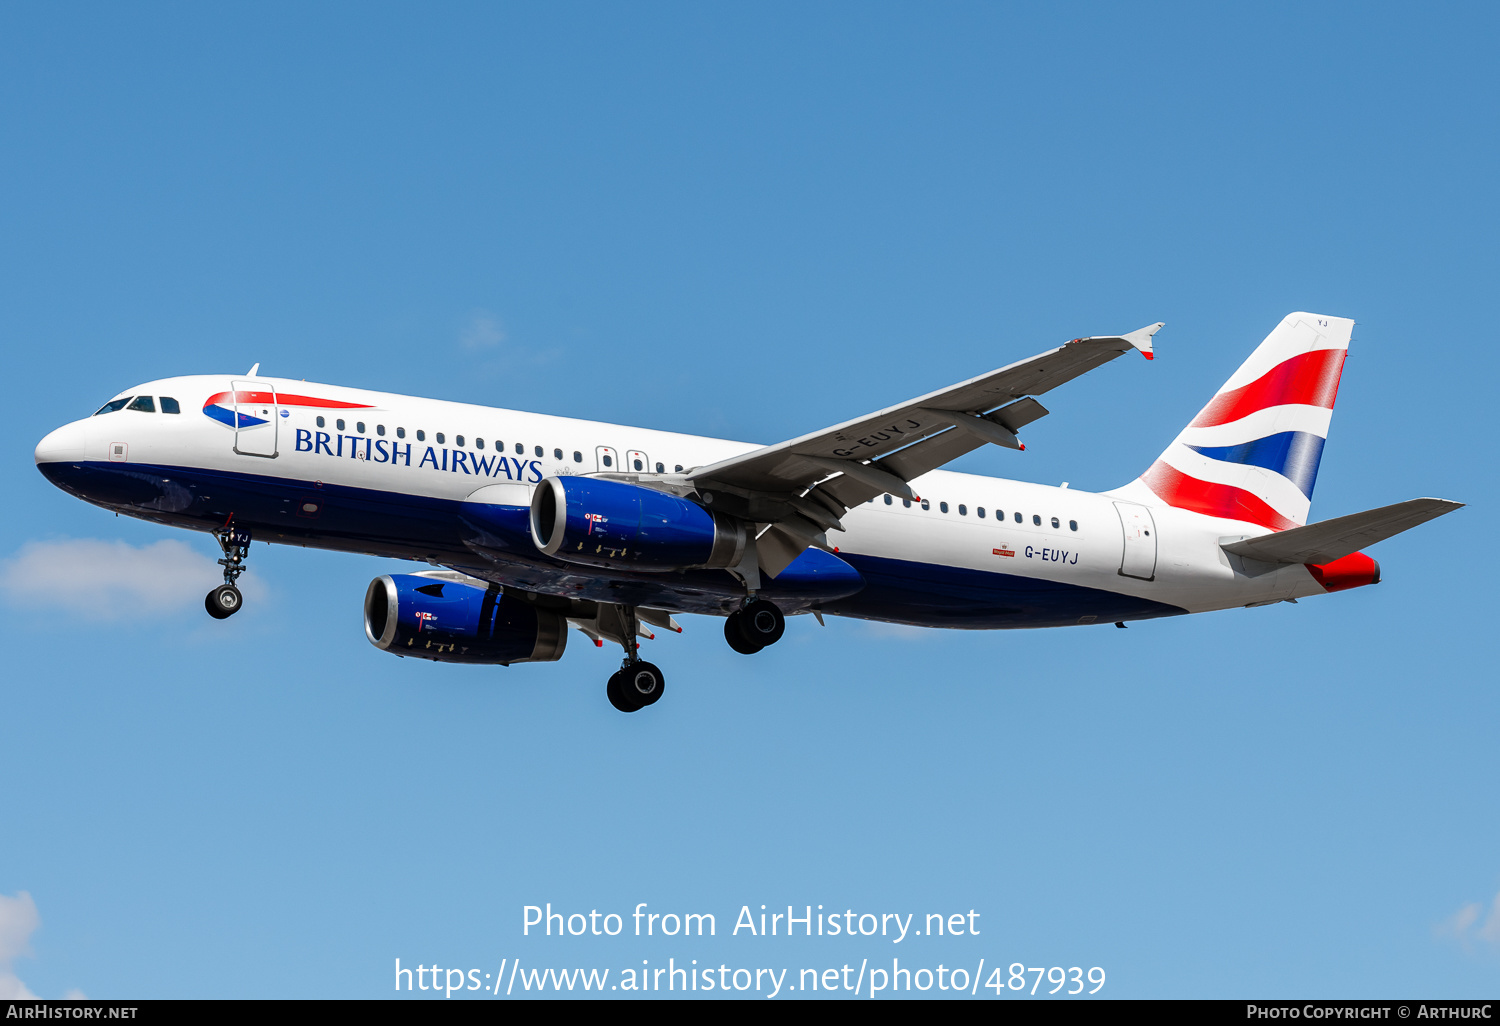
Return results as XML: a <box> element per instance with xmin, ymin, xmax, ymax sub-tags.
<box><xmin>680</xmin><ymin>322</ymin><xmax>1164</xmax><ymax>577</ymax></box>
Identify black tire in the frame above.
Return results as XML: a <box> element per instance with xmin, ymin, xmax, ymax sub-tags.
<box><xmin>724</xmin><ymin>613</ymin><xmax>763</xmax><ymax>655</ymax></box>
<box><xmin>736</xmin><ymin>599</ymin><xmax>785</xmax><ymax>648</ymax></box>
<box><xmin>206</xmin><ymin>585</ymin><xmax>241</xmax><ymax>619</ymax></box>
<box><xmin>606</xmin><ymin>672</ymin><xmax>640</xmax><ymax>713</ymax></box>
<box><xmin>620</xmin><ymin>661</ymin><xmax>665</xmax><ymax>707</ymax></box>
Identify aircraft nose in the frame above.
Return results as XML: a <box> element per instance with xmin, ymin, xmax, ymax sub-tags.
<box><xmin>35</xmin><ymin>420</ymin><xmax>87</xmax><ymax>464</ymax></box>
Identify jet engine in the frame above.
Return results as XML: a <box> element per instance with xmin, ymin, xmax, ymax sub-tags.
<box><xmin>530</xmin><ymin>476</ymin><xmax>746</xmax><ymax>571</ymax></box>
<box><xmin>364</xmin><ymin>574</ymin><xmax>567</xmax><ymax>664</ymax></box>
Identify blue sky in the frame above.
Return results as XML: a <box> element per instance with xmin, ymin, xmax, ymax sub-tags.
<box><xmin>2</xmin><ymin>2</ymin><xmax>1496</xmax><ymax>999</ymax></box>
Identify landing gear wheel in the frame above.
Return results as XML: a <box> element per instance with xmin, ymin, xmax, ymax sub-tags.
<box><xmin>205</xmin><ymin>584</ymin><xmax>242</xmax><ymax>619</ymax></box>
<box><xmin>621</xmin><ymin>661</ymin><xmax>665</xmax><ymax>707</ymax></box>
<box><xmin>724</xmin><ymin>613</ymin><xmax>764</xmax><ymax>655</ymax></box>
<box><xmin>606</xmin><ymin>662</ymin><xmax>664</xmax><ymax>712</ymax></box>
<box><xmin>606</xmin><ymin>672</ymin><xmax>638</xmax><ymax>713</ymax></box>
<box><xmin>735</xmin><ymin>599</ymin><xmax>785</xmax><ymax>648</ymax></box>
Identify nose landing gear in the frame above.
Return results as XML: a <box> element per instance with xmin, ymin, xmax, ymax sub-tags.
<box><xmin>205</xmin><ymin>523</ymin><xmax>252</xmax><ymax>620</ymax></box>
<box><xmin>724</xmin><ymin>598</ymin><xmax>785</xmax><ymax>654</ymax></box>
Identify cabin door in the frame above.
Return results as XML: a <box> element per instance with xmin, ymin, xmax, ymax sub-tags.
<box><xmin>1113</xmin><ymin>501</ymin><xmax>1157</xmax><ymax>581</ymax></box>
<box><xmin>230</xmin><ymin>379</ymin><xmax>278</xmax><ymax>458</ymax></box>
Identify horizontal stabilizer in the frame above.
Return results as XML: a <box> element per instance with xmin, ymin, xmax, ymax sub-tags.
<box><xmin>1221</xmin><ymin>497</ymin><xmax>1464</xmax><ymax>565</ymax></box>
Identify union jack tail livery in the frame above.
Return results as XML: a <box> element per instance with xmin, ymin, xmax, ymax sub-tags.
<box><xmin>1131</xmin><ymin>312</ymin><xmax>1353</xmax><ymax>531</ymax></box>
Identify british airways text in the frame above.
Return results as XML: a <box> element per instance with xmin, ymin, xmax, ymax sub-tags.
<box><xmin>294</xmin><ymin>429</ymin><xmax>544</xmax><ymax>482</ymax></box>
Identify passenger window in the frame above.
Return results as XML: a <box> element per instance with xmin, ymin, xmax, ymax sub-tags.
<box><xmin>1051</xmin><ymin>517</ymin><xmax>1060</xmax><ymax>529</ymax></box>
<box><xmin>884</xmin><ymin>495</ymin><xmax>893</xmax><ymax>505</ymax></box>
<box><xmin>958</xmin><ymin>504</ymin><xmax>967</xmax><ymax>515</ymax></box>
<box><xmin>417</xmin><ymin>430</ymin><xmax>426</xmax><ymax>441</ymax></box>
<box><xmin>940</xmin><ymin>502</ymin><xmax>949</xmax><ymax>513</ymax></box>
<box><xmin>921</xmin><ymin>499</ymin><xmax>930</xmax><ymax>510</ymax></box>
<box><xmin>573</xmin><ymin>451</ymin><xmax>582</xmax><ymax>463</ymax></box>
<box><xmin>674</xmin><ymin>464</ymin><xmax>683</xmax><ymax>473</ymax></box>
<box><xmin>396</xmin><ymin>427</ymin><xmax>405</xmax><ymax>438</ymax></box>
<box><xmin>555</xmin><ymin>449</ymin><xmax>564</xmax><ymax>460</ymax></box>
<box><xmin>1069</xmin><ymin>520</ymin><xmax>1078</xmax><ymax>531</ymax></box>
<box><xmin>996</xmin><ymin>510</ymin><xmax>1004</xmax><ymax>520</ymax></box>
<box><xmin>514</xmin><ymin>443</ymin><xmax>523</xmax><ymax>455</ymax></box>
<box><xmin>656</xmin><ymin>462</ymin><xmax>664</xmax><ymax>473</ymax></box>
<box><xmin>377</xmin><ymin>424</ymin><xmax>386</xmax><ymax>436</ymax></box>
<box><xmin>357</xmin><ymin>422</ymin><xmax>366</xmax><ymax>434</ymax></box>
<box><xmin>476</xmin><ymin>438</ymin><xmax>484</xmax><ymax>449</ymax></box>
<box><xmin>436</xmin><ymin>433</ymin><xmax>445</xmax><ymax>444</ymax></box>
<box><xmin>456</xmin><ymin>435</ymin><xmax>465</xmax><ymax>447</ymax></box>
<box><xmin>535</xmin><ymin>446</ymin><xmax>544</xmax><ymax>458</ymax></box>
<box><xmin>336</xmin><ymin>419</ymin><xmax>346</xmax><ymax>431</ymax></box>
<box><xmin>602</xmin><ymin>454</ymin><xmax>613</xmax><ymax>467</ymax></box>
<box><xmin>633</xmin><ymin>457</ymin><xmax>644</xmax><ymax>471</ymax></box>
<box><xmin>902</xmin><ymin>498</ymin><xmax>911</xmax><ymax>508</ymax></box>
<box><xmin>1014</xmin><ymin>512</ymin><xmax>1022</xmax><ymax>523</ymax></box>
<box><xmin>317</xmin><ymin>415</ymin><xmax>325</xmax><ymax>428</ymax></box>
<box><xmin>978</xmin><ymin>507</ymin><xmax>986</xmax><ymax>518</ymax></box>
<box><xmin>160</xmin><ymin>397</ymin><xmax>180</xmax><ymax>414</ymax></box>
<box><xmin>1033</xmin><ymin>514</ymin><xmax>1041</xmax><ymax>526</ymax></box>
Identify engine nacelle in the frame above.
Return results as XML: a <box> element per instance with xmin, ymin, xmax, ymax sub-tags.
<box><xmin>364</xmin><ymin>574</ymin><xmax>567</xmax><ymax>664</ymax></box>
<box><xmin>530</xmin><ymin>476</ymin><xmax>747</xmax><ymax>571</ymax></box>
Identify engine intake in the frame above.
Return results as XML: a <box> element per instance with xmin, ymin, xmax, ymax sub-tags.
<box><xmin>364</xmin><ymin>574</ymin><xmax>567</xmax><ymax>664</ymax></box>
<box><xmin>530</xmin><ymin>476</ymin><xmax>746</xmax><ymax>571</ymax></box>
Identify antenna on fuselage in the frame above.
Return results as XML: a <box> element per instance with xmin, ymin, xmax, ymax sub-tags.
<box><xmin>246</xmin><ymin>362</ymin><xmax>260</xmax><ymax>376</ymax></box>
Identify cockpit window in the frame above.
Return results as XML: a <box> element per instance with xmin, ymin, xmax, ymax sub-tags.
<box><xmin>127</xmin><ymin>396</ymin><xmax>156</xmax><ymax>413</ymax></box>
<box><xmin>94</xmin><ymin>397</ymin><xmax>131</xmax><ymax>416</ymax></box>
<box><xmin>160</xmin><ymin>397</ymin><xmax>181</xmax><ymax>414</ymax></box>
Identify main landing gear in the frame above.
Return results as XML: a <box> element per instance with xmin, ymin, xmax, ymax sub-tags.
<box><xmin>205</xmin><ymin>523</ymin><xmax>252</xmax><ymax>620</ymax></box>
<box><xmin>607</xmin><ymin>660</ymin><xmax>665</xmax><ymax>713</ymax></box>
<box><xmin>724</xmin><ymin>598</ymin><xmax>785</xmax><ymax>655</ymax></box>
<box><xmin>596</xmin><ymin>604</ymin><xmax>665</xmax><ymax>713</ymax></box>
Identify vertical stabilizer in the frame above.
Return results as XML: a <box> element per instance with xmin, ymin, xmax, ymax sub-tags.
<box><xmin>1119</xmin><ymin>312</ymin><xmax>1354</xmax><ymax>530</ymax></box>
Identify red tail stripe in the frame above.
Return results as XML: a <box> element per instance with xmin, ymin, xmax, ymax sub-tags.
<box><xmin>1189</xmin><ymin>348</ymin><xmax>1346</xmax><ymax>428</ymax></box>
<box><xmin>207</xmin><ymin>391</ymin><xmax>374</xmax><ymax>410</ymax></box>
<box><xmin>1140</xmin><ymin>461</ymin><xmax>1299</xmax><ymax>531</ymax></box>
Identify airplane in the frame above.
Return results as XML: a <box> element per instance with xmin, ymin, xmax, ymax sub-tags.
<box><xmin>33</xmin><ymin>312</ymin><xmax>1461</xmax><ymax>712</ymax></box>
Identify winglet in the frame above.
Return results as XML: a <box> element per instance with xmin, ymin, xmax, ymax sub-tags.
<box><xmin>1122</xmin><ymin>322</ymin><xmax>1165</xmax><ymax>360</ymax></box>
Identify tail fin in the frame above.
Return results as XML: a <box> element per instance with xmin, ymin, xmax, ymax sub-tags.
<box><xmin>1124</xmin><ymin>312</ymin><xmax>1354</xmax><ymax>530</ymax></box>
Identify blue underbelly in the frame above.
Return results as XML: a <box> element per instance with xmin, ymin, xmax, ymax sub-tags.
<box><xmin>37</xmin><ymin>460</ymin><xmax>1184</xmax><ymax>628</ymax></box>
<box><xmin>827</xmin><ymin>552</ymin><xmax>1185</xmax><ymax>628</ymax></box>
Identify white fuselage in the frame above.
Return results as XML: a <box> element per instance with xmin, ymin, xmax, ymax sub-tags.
<box><xmin>35</xmin><ymin>373</ymin><xmax>1335</xmax><ymax>628</ymax></box>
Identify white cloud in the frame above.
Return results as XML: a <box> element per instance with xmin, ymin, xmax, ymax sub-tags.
<box><xmin>1437</xmin><ymin>889</ymin><xmax>1500</xmax><ymax>951</ymax></box>
<box><xmin>0</xmin><ymin>891</ymin><xmax>39</xmax><ymax>999</ymax></box>
<box><xmin>460</xmin><ymin>310</ymin><xmax>506</xmax><ymax>350</ymax></box>
<box><xmin>0</xmin><ymin>537</ymin><xmax>263</xmax><ymax>620</ymax></box>
<box><xmin>1479</xmin><ymin>893</ymin><xmax>1500</xmax><ymax>945</ymax></box>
